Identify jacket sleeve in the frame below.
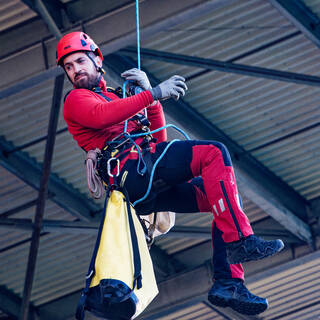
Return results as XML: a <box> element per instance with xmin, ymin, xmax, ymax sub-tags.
<box><xmin>63</xmin><ymin>89</ymin><xmax>154</xmax><ymax>129</ymax></box>
<box><xmin>147</xmin><ymin>101</ymin><xmax>167</xmax><ymax>142</ymax></box>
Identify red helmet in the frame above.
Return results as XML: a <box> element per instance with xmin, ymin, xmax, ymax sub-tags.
<box><xmin>56</xmin><ymin>31</ymin><xmax>103</xmax><ymax>66</ymax></box>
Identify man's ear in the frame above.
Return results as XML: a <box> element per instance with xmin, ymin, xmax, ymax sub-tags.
<box><xmin>95</xmin><ymin>55</ymin><xmax>105</xmax><ymax>74</ymax></box>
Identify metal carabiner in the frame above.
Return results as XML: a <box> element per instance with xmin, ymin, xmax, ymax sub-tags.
<box><xmin>107</xmin><ymin>157</ymin><xmax>120</xmax><ymax>177</ymax></box>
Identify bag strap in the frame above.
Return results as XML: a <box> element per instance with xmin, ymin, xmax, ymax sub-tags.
<box><xmin>122</xmin><ymin>187</ymin><xmax>142</xmax><ymax>290</ymax></box>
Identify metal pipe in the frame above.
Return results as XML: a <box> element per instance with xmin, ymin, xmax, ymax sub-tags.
<box><xmin>34</xmin><ymin>0</ymin><xmax>62</xmax><ymax>39</ymax></box>
<box><xmin>119</xmin><ymin>47</ymin><xmax>320</xmax><ymax>87</ymax></box>
<box><xmin>19</xmin><ymin>74</ymin><xmax>64</xmax><ymax>320</ymax></box>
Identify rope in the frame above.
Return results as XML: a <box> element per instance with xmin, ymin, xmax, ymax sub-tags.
<box><xmin>136</xmin><ymin>0</ymin><xmax>141</xmax><ymax>70</ymax></box>
<box><xmin>130</xmin><ymin>124</ymin><xmax>190</xmax><ymax>140</ymax></box>
<box><xmin>86</xmin><ymin>149</ymin><xmax>104</xmax><ymax>199</ymax></box>
<box><xmin>133</xmin><ymin>139</ymin><xmax>179</xmax><ymax>206</ymax></box>
<box><xmin>117</xmin><ymin>0</ymin><xmax>190</xmax><ymax>206</ymax></box>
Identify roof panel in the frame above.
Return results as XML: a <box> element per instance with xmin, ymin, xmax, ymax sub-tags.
<box><xmin>0</xmin><ymin>0</ymin><xmax>36</xmax><ymax>33</ymax></box>
<box><xmin>0</xmin><ymin>0</ymin><xmax>319</xmax><ymax>318</ymax></box>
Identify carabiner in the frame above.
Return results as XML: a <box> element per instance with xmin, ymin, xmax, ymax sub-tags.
<box><xmin>107</xmin><ymin>157</ymin><xmax>120</xmax><ymax>177</ymax></box>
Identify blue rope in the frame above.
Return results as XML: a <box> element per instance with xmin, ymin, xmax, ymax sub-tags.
<box><xmin>133</xmin><ymin>139</ymin><xmax>179</xmax><ymax>206</ymax></box>
<box><xmin>116</xmin><ymin>0</ymin><xmax>190</xmax><ymax>206</ymax></box>
<box><xmin>130</xmin><ymin>124</ymin><xmax>190</xmax><ymax>140</ymax></box>
<box><xmin>127</xmin><ymin>135</ymin><xmax>147</xmax><ymax>176</ymax></box>
<box><xmin>122</xmin><ymin>80</ymin><xmax>130</xmax><ymax>133</ymax></box>
<box><xmin>136</xmin><ymin>0</ymin><xmax>141</xmax><ymax>70</ymax></box>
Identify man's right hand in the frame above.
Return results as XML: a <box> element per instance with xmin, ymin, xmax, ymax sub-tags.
<box><xmin>150</xmin><ymin>75</ymin><xmax>188</xmax><ymax>101</ymax></box>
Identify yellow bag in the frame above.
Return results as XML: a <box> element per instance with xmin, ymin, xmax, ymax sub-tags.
<box><xmin>76</xmin><ymin>190</ymin><xmax>158</xmax><ymax>320</ymax></box>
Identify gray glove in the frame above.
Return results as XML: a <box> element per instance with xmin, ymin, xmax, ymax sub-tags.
<box><xmin>150</xmin><ymin>75</ymin><xmax>187</xmax><ymax>101</ymax></box>
<box><xmin>121</xmin><ymin>68</ymin><xmax>152</xmax><ymax>91</ymax></box>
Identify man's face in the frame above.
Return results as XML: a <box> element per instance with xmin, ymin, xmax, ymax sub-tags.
<box><xmin>63</xmin><ymin>52</ymin><xmax>101</xmax><ymax>89</ymax></box>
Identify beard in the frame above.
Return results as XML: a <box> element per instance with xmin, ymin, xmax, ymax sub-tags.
<box><xmin>74</xmin><ymin>72</ymin><xmax>100</xmax><ymax>90</ymax></box>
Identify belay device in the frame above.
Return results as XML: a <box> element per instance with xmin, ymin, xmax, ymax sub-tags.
<box><xmin>76</xmin><ymin>189</ymin><xmax>158</xmax><ymax>320</ymax></box>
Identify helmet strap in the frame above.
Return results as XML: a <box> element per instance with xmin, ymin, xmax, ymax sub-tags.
<box><xmin>85</xmin><ymin>52</ymin><xmax>105</xmax><ymax>74</ymax></box>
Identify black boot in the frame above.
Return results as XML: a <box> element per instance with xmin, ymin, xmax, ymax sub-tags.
<box><xmin>208</xmin><ymin>278</ymin><xmax>268</xmax><ymax>315</ymax></box>
<box><xmin>226</xmin><ymin>235</ymin><xmax>284</xmax><ymax>264</ymax></box>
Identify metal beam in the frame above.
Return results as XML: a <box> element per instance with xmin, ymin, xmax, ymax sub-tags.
<box><xmin>0</xmin><ymin>137</ymin><xmax>100</xmax><ymax>221</ymax></box>
<box><xmin>0</xmin><ymin>67</ymin><xmax>63</xmax><ymax>100</ymax></box>
<box><xmin>0</xmin><ymin>200</ymin><xmax>38</xmax><ymax>219</ymax></box>
<box><xmin>4</xmin><ymin>128</ymin><xmax>68</xmax><ymax>155</ymax></box>
<box><xmin>106</xmin><ymin>53</ymin><xmax>312</xmax><ymax>243</ymax></box>
<box><xmin>34</xmin><ymin>0</ymin><xmax>62</xmax><ymax>39</ymax></box>
<box><xmin>269</xmin><ymin>0</ymin><xmax>320</xmax><ymax>49</ymax></box>
<box><xmin>119</xmin><ymin>47</ymin><xmax>320</xmax><ymax>87</ymax></box>
<box><xmin>21</xmin><ymin>0</ymin><xmax>62</xmax><ymax>39</ymax></box>
<box><xmin>20</xmin><ymin>74</ymin><xmax>64</xmax><ymax>320</ymax></box>
<box><xmin>0</xmin><ymin>219</ymin><xmax>98</xmax><ymax>234</ymax></box>
<box><xmin>0</xmin><ymin>218</ymin><xmax>300</xmax><ymax>246</ymax></box>
<box><xmin>0</xmin><ymin>218</ymin><xmax>299</xmax><ymax>242</ymax></box>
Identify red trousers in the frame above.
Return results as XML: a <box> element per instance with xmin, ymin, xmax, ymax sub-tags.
<box><xmin>112</xmin><ymin>140</ymin><xmax>254</xmax><ymax>280</ymax></box>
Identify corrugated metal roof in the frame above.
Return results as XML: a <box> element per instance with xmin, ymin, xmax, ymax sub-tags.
<box><xmin>152</xmin><ymin>302</ymin><xmax>225</xmax><ymax>320</ymax></box>
<box><xmin>0</xmin><ymin>0</ymin><xmax>319</xmax><ymax>318</ymax></box>
<box><xmin>142</xmin><ymin>0</ymin><xmax>320</xmax><ymax>201</ymax></box>
<box><xmin>0</xmin><ymin>0</ymin><xmax>36</xmax><ymax>33</ymax></box>
<box><xmin>247</xmin><ymin>251</ymin><xmax>320</xmax><ymax>319</ymax></box>
<box><xmin>303</xmin><ymin>0</ymin><xmax>320</xmax><ymax>16</ymax></box>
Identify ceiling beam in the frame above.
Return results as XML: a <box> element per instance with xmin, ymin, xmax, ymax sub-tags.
<box><xmin>106</xmin><ymin>53</ymin><xmax>312</xmax><ymax>243</ymax></box>
<box><xmin>119</xmin><ymin>47</ymin><xmax>320</xmax><ymax>87</ymax></box>
<box><xmin>21</xmin><ymin>0</ymin><xmax>63</xmax><ymax>37</ymax></box>
<box><xmin>0</xmin><ymin>218</ymin><xmax>300</xmax><ymax>244</ymax></box>
<box><xmin>0</xmin><ymin>67</ymin><xmax>63</xmax><ymax>100</ymax></box>
<box><xmin>0</xmin><ymin>217</ymin><xmax>301</xmax><ymax>243</ymax></box>
<box><xmin>0</xmin><ymin>199</ymin><xmax>38</xmax><ymax>219</ymax></box>
<box><xmin>269</xmin><ymin>0</ymin><xmax>320</xmax><ymax>49</ymax></box>
<box><xmin>33</xmin><ymin>0</ymin><xmax>62</xmax><ymax>39</ymax></box>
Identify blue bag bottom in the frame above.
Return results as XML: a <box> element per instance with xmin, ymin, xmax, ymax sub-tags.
<box><xmin>85</xmin><ymin>279</ymin><xmax>138</xmax><ymax>320</ymax></box>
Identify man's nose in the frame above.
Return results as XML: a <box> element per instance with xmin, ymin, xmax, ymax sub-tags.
<box><xmin>74</xmin><ymin>63</ymin><xmax>82</xmax><ymax>73</ymax></box>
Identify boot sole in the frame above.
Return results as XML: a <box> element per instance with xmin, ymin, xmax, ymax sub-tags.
<box><xmin>208</xmin><ymin>294</ymin><xmax>268</xmax><ymax>315</ymax></box>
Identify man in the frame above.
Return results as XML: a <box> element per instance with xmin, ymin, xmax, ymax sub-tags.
<box><xmin>57</xmin><ymin>31</ymin><xmax>284</xmax><ymax>316</ymax></box>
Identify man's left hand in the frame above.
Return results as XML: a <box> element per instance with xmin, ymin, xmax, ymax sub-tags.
<box><xmin>121</xmin><ymin>68</ymin><xmax>152</xmax><ymax>91</ymax></box>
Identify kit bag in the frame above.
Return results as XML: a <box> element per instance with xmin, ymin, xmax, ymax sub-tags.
<box><xmin>76</xmin><ymin>189</ymin><xmax>158</xmax><ymax>320</ymax></box>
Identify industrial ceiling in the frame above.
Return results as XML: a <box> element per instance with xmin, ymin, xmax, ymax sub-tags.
<box><xmin>0</xmin><ymin>0</ymin><xmax>319</xmax><ymax>319</ymax></box>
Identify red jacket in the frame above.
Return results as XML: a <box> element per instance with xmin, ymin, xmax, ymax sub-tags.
<box><xmin>63</xmin><ymin>78</ymin><xmax>167</xmax><ymax>151</ymax></box>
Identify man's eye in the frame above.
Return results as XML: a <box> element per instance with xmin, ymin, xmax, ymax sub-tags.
<box><xmin>65</xmin><ymin>65</ymin><xmax>71</xmax><ymax>70</ymax></box>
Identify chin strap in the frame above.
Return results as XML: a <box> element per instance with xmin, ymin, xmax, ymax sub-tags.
<box><xmin>86</xmin><ymin>51</ymin><xmax>105</xmax><ymax>74</ymax></box>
